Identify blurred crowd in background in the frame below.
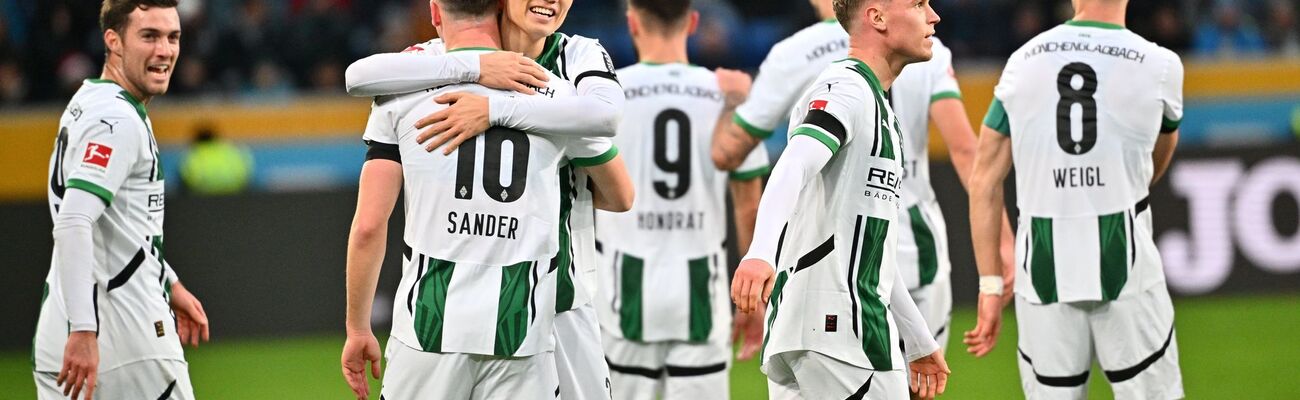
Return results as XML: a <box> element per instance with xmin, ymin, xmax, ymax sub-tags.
<box><xmin>0</xmin><ymin>0</ymin><xmax>1296</xmax><ymax>107</ymax></box>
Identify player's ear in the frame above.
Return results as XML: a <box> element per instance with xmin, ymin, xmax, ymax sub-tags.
<box><xmin>686</xmin><ymin>11</ymin><xmax>700</xmax><ymax>35</ymax></box>
<box><xmin>626</xmin><ymin>10</ymin><xmax>639</xmax><ymax>37</ymax></box>
<box><xmin>866</xmin><ymin>2</ymin><xmax>886</xmax><ymax>32</ymax></box>
<box><xmin>430</xmin><ymin>0</ymin><xmax>442</xmax><ymax>28</ymax></box>
<box><xmin>104</xmin><ymin>29</ymin><xmax>122</xmax><ymax>58</ymax></box>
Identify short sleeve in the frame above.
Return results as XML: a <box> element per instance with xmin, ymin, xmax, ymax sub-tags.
<box><xmin>788</xmin><ymin>78</ymin><xmax>868</xmax><ymax>155</ymax></box>
<box><xmin>734</xmin><ymin>41</ymin><xmax>806</xmax><ymax>139</ymax></box>
<box><xmin>1159</xmin><ymin>51</ymin><xmax>1184</xmax><ymax>133</ymax></box>
<box><xmin>565</xmin><ymin>37</ymin><xmax>620</xmax><ymax>89</ymax></box>
<box><xmin>983</xmin><ymin>97</ymin><xmax>1011</xmax><ymax>136</ymax></box>
<box><xmin>730</xmin><ymin>144</ymin><xmax>770</xmax><ymax>180</ymax></box>
<box><xmin>362</xmin><ymin>99</ymin><xmax>401</xmax><ymax>162</ymax></box>
<box><xmin>565</xmin><ymin>137</ymin><xmax>618</xmax><ymax>167</ymax></box>
<box><xmin>928</xmin><ymin>42</ymin><xmax>962</xmax><ymax>103</ymax></box>
<box><xmin>64</xmin><ymin>116</ymin><xmax>141</xmax><ymax>206</ymax></box>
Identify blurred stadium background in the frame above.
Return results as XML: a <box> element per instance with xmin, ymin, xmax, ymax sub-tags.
<box><xmin>1</xmin><ymin>0</ymin><xmax>1298</xmax><ymax>398</ymax></box>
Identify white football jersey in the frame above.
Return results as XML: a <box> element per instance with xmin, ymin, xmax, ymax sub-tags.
<box><xmin>761</xmin><ymin>59</ymin><xmax>909</xmax><ymax>372</ymax></box>
<box><xmin>35</xmin><ymin>79</ymin><xmax>182</xmax><ymax>372</ymax></box>
<box><xmin>596</xmin><ymin>63</ymin><xmax>769</xmax><ymax>343</ymax></box>
<box><xmin>987</xmin><ymin>21</ymin><xmax>1184</xmax><ymax>304</ymax></box>
<box><xmin>367</xmin><ymin>48</ymin><xmax>614</xmax><ymax>356</ymax></box>
<box><xmin>734</xmin><ymin>20</ymin><xmax>848</xmax><ymax>139</ymax></box>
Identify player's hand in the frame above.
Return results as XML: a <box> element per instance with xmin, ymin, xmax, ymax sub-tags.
<box><xmin>999</xmin><ymin>238</ymin><xmax>1016</xmax><ymax>307</ymax></box>
<box><xmin>715</xmin><ymin>68</ymin><xmax>752</xmax><ymax>108</ymax></box>
<box><xmin>478</xmin><ymin>52</ymin><xmax>549</xmax><ymax>94</ymax></box>
<box><xmin>908</xmin><ymin>350</ymin><xmax>950</xmax><ymax>399</ymax></box>
<box><xmin>732</xmin><ymin>306</ymin><xmax>765</xmax><ymax>361</ymax></box>
<box><xmin>731</xmin><ymin>258</ymin><xmax>775</xmax><ymax>314</ymax></box>
<box><xmin>415</xmin><ymin>92</ymin><xmax>490</xmax><ymax>155</ymax></box>
<box><xmin>963</xmin><ymin>293</ymin><xmax>1005</xmax><ymax>357</ymax></box>
<box><xmin>57</xmin><ymin>331</ymin><xmax>98</xmax><ymax>400</ymax></box>
<box><xmin>341</xmin><ymin>333</ymin><xmax>383</xmax><ymax>400</ymax></box>
<box><xmin>170</xmin><ymin>281</ymin><xmax>210</xmax><ymax>347</ymax></box>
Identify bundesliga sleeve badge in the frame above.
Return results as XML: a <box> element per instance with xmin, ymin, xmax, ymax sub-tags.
<box><xmin>82</xmin><ymin>142</ymin><xmax>113</xmax><ymax>169</ymax></box>
<box><xmin>809</xmin><ymin>99</ymin><xmax>829</xmax><ymax>110</ymax></box>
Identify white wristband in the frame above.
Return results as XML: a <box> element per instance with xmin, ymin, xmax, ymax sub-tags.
<box><xmin>979</xmin><ymin>276</ymin><xmax>1005</xmax><ymax>296</ymax></box>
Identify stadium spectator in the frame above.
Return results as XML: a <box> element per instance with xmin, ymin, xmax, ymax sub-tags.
<box><xmin>1262</xmin><ymin>0</ymin><xmax>1299</xmax><ymax>56</ymax></box>
<box><xmin>1193</xmin><ymin>0</ymin><xmax>1267</xmax><ymax>57</ymax></box>
<box><xmin>181</xmin><ymin>125</ymin><xmax>255</xmax><ymax>196</ymax></box>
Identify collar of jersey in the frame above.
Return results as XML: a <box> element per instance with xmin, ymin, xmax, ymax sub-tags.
<box><xmin>822</xmin><ymin>18</ymin><xmax>837</xmax><ymax>24</ymax></box>
<box><xmin>842</xmin><ymin>58</ymin><xmax>884</xmax><ymax>96</ymax></box>
<box><xmin>447</xmin><ymin>46</ymin><xmax>499</xmax><ymax>53</ymax></box>
<box><xmin>85</xmin><ymin>78</ymin><xmax>148</xmax><ymax>120</ymax></box>
<box><xmin>1065</xmin><ymin>19</ymin><xmax>1125</xmax><ymax>30</ymax></box>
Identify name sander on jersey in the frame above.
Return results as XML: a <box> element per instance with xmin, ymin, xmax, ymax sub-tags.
<box><xmin>447</xmin><ymin>211</ymin><xmax>520</xmax><ymax>239</ymax></box>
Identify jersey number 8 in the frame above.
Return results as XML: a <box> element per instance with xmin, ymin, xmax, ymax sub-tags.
<box><xmin>1056</xmin><ymin>62</ymin><xmax>1099</xmax><ymax>156</ymax></box>
<box><xmin>453</xmin><ymin>127</ymin><xmax>530</xmax><ymax>203</ymax></box>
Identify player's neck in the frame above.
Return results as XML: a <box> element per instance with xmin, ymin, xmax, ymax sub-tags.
<box><xmin>634</xmin><ymin>34</ymin><xmax>689</xmax><ymax>65</ymax></box>
<box><xmin>847</xmin><ymin>45</ymin><xmax>900</xmax><ymax>91</ymax></box>
<box><xmin>441</xmin><ymin>18</ymin><xmax>503</xmax><ymax>51</ymax></box>
<box><xmin>501</xmin><ymin>26</ymin><xmax>546</xmax><ymax>58</ymax></box>
<box><xmin>814</xmin><ymin>0</ymin><xmax>836</xmax><ymax>21</ymax></box>
<box><xmin>100</xmin><ymin>61</ymin><xmax>151</xmax><ymax>105</ymax></box>
<box><xmin>1072</xmin><ymin>3</ymin><xmax>1127</xmax><ymax>28</ymax></box>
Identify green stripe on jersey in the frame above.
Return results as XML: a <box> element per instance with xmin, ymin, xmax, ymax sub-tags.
<box><xmin>118</xmin><ymin>90</ymin><xmax>148</xmax><ymax>123</ymax></box>
<box><xmin>930</xmin><ymin>91</ymin><xmax>962</xmax><ymax>103</ymax></box>
<box><xmin>687</xmin><ymin>257</ymin><xmax>713</xmax><ymax>342</ymax></box>
<box><xmin>618</xmin><ymin>254</ymin><xmax>645</xmax><ymax>341</ymax></box>
<box><xmin>67</xmin><ymin>179</ymin><xmax>113</xmax><ymax>206</ymax></box>
<box><xmin>536</xmin><ymin>33</ymin><xmax>564</xmax><ymax>75</ymax></box>
<box><xmin>760</xmin><ymin>271</ymin><xmax>789</xmax><ymax>361</ymax></box>
<box><xmin>908</xmin><ymin>205</ymin><xmax>940</xmax><ymax>286</ymax></box>
<box><xmin>856</xmin><ymin>216</ymin><xmax>893</xmax><ymax>370</ymax></box>
<box><xmin>1161</xmin><ymin>116</ymin><xmax>1182</xmax><ymax>133</ymax></box>
<box><xmin>791</xmin><ymin>126</ymin><xmax>841</xmax><ymax>154</ymax></box>
<box><xmin>1099</xmin><ymin>212</ymin><xmax>1129</xmax><ymax>301</ymax></box>
<box><xmin>983</xmin><ymin>98</ymin><xmax>1011</xmax><ymax>136</ymax></box>
<box><xmin>1030</xmin><ymin>218</ymin><xmax>1058</xmax><ymax>304</ymax></box>
<box><xmin>555</xmin><ymin>166</ymin><xmax>576</xmax><ymax>313</ymax></box>
<box><xmin>495</xmin><ymin>261</ymin><xmax>534</xmax><ymax>356</ymax></box>
<box><xmin>413</xmin><ymin>258</ymin><xmax>456</xmax><ymax>352</ymax></box>
<box><xmin>570</xmin><ymin>146</ymin><xmax>619</xmax><ymax>167</ymax></box>
<box><xmin>729</xmin><ymin>165</ymin><xmax>770</xmax><ymax>181</ymax></box>
<box><xmin>733</xmin><ymin>113</ymin><xmax>774</xmax><ymax>139</ymax></box>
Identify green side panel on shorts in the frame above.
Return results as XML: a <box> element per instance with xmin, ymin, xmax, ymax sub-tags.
<box><xmin>554</xmin><ymin>166</ymin><xmax>576</xmax><ymax>313</ymax></box>
<box><xmin>495</xmin><ymin>261</ymin><xmax>534</xmax><ymax>356</ymax></box>
<box><xmin>618</xmin><ymin>254</ymin><xmax>645</xmax><ymax>341</ymax></box>
<box><xmin>760</xmin><ymin>271</ymin><xmax>789</xmax><ymax>361</ymax></box>
<box><xmin>908</xmin><ymin>205</ymin><xmax>939</xmax><ymax>286</ymax></box>
<box><xmin>687</xmin><ymin>257</ymin><xmax>713</xmax><ymax>342</ymax></box>
<box><xmin>413</xmin><ymin>259</ymin><xmax>456</xmax><ymax>352</ymax></box>
<box><xmin>856</xmin><ymin>216</ymin><xmax>893</xmax><ymax>370</ymax></box>
<box><xmin>1030</xmin><ymin>218</ymin><xmax>1058</xmax><ymax>304</ymax></box>
<box><xmin>32</xmin><ymin>282</ymin><xmax>49</xmax><ymax>369</ymax></box>
<box><xmin>1098</xmin><ymin>212</ymin><xmax>1129</xmax><ymax>301</ymax></box>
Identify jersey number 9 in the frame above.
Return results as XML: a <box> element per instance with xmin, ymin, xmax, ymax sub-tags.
<box><xmin>653</xmin><ymin>109</ymin><xmax>692</xmax><ymax>199</ymax></box>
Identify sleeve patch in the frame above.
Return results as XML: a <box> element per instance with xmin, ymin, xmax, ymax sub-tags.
<box><xmin>82</xmin><ymin>143</ymin><xmax>113</xmax><ymax>169</ymax></box>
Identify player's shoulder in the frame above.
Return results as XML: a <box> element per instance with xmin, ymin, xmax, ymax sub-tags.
<box><xmin>68</xmin><ymin>80</ymin><xmax>145</xmax><ymax>124</ymax></box>
<box><xmin>769</xmin><ymin>20</ymin><xmax>848</xmax><ymax>58</ymax></box>
<box><xmin>805</xmin><ymin>60</ymin><xmax>877</xmax><ymax>107</ymax></box>
<box><xmin>402</xmin><ymin>38</ymin><xmax>446</xmax><ymax>55</ymax></box>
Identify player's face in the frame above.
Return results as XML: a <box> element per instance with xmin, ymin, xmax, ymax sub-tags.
<box><xmin>885</xmin><ymin>0</ymin><xmax>939</xmax><ymax>62</ymax></box>
<box><xmin>114</xmin><ymin>7</ymin><xmax>181</xmax><ymax>97</ymax></box>
<box><xmin>504</xmin><ymin>0</ymin><xmax>572</xmax><ymax>40</ymax></box>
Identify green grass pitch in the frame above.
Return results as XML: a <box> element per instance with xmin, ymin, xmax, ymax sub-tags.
<box><xmin>3</xmin><ymin>294</ymin><xmax>1296</xmax><ymax>398</ymax></box>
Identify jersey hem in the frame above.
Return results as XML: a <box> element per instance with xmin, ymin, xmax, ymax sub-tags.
<box><xmin>571</xmin><ymin>146</ymin><xmax>619</xmax><ymax>167</ymax></box>
<box><xmin>67</xmin><ymin>179</ymin><xmax>114</xmax><ymax>206</ymax></box>
<box><xmin>732</xmin><ymin>113</ymin><xmax>774</xmax><ymax>139</ymax></box>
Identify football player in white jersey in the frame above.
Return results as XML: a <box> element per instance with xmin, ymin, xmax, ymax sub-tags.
<box><xmin>593</xmin><ymin>0</ymin><xmax>767</xmax><ymax>398</ymax></box>
<box><xmin>341</xmin><ymin>1</ymin><xmax>633</xmax><ymax>399</ymax></box>
<box><xmin>966</xmin><ymin>0</ymin><xmax>1185</xmax><ymax>398</ymax></box>
<box><xmin>730</xmin><ymin>1</ymin><xmax>949</xmax><ymax>399</ymax></box>
<box><xmin>35</xmin><ymin>1</ymin><xmax>210</xmax><ymax>399</ymax></box>
<box><xmin>711</xmin><ymin>0</ymin><xmax>1017</xmax><ymax>352</ymax></box>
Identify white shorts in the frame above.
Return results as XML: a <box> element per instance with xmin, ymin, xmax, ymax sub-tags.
<box><xmin>602</xmin><ymin>331</ymin><xmax>729</xmax><ymax>400</ymax></box>
<box><xmin>1015</xmin><ymin>286</ymin><xmax>1184</xmax><ymax>399</ymax></box>
<box><xmin>908</xmin><ymin>279</ymin><xmax>953</xmax><ymax>351</ymax></box>
<box><xmin>381</xmin><ymin>340</ymin><xmax>558</xmax><ymax>400</ymax></box>
<box><xmin>555</xmin><ymin>303</ymin><xmax>612</xmax><ymax>400</ymax></box>
<box><xmin>35</xmin><ymin>359</ymin><xmax>193</xmax><ymax>400</ymax></box>
<box><xmin>765</xmin><ymin>351</ymin><xmax>908</xmax><ymax>400</ymax></box>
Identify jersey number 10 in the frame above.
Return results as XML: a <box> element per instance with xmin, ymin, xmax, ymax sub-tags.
<box><xmin>1056</xmin><ymin>62</ymin><xmax>1099</xmax><ymax>156</ymax></box>
<box><xmin>454</xmin><ymin>127</ymin><xmax>531</xmax><ymax>203</ymax></box>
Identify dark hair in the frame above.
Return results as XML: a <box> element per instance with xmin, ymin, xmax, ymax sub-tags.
<box><xmin>629</xmin><ymin>0</ymin><xmax>691</xmax><ymax>30</ymax></box>
<box><xmin>99</xmin><ymin>0</ymin><xmax>179</xmax><ymax>34</ymax></box>
<box><xmin>833</xmin><ymin>0</ymin><xmax>866</xmax><ymax>31</ymax></box>
<box><xmin>439</xmin><ymin>0</ymin><xmax>498</xmax><ymax>18</ymax></box>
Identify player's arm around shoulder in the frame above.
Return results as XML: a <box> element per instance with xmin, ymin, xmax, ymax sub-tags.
<box><xmin>344</xmin><ymin>39</ymin><xmax>546</xmax><ymax>97</ymax></box>
<box><xmin>570</xmin><ymin>137</ymin><xmax>634</xmax><ymax>212</ymax></box>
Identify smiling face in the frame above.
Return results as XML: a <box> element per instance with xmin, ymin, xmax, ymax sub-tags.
<box><xmin>881</xmin><ymin>0</ymin><xmax>938</xmax><ymax>63</ymax></box>
<box><xmin>106</xmin><ymin>6</ymin><xmax>181</xmax><ymax>99</ymax></box>
<box><xmin>503</xmin><ymin>0</ymin><xmax>572</xmax><ymax>40</ymax></box>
